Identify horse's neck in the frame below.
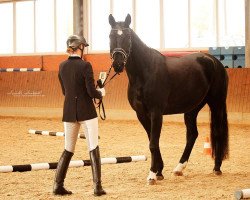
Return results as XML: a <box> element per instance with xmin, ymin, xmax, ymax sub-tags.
<box><xmin>131</xmin><ymin>32</ymin><xmax>152</xmax><ymax>64</ymax></box>
<box><xmin>126</xmin><ymin>32</ymin><xmax>153</xmax><ymax>83</ymax></box>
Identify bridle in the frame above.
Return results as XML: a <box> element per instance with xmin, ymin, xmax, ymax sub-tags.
<box><xmin>110</xmin><ymin>28</ymin><xmax>132</xmax><ymax>67</ymax></box>
<box><xmin>95</xmin><ymin>28</ymin><xmax>133</xmax><ymax>120</ymax></box>
<box><xmin>111</xmin><ymin>48</ymin><xmax>128</xmax><ymax>66</ymax></box>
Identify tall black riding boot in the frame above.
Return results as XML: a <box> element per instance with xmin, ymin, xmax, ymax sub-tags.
<box><xmin>53</xmin><ymin>149</ymin><xmax>74</xmax><ymax>195</ymax></box>
<box><xmin>90</xmin><ymin>146</ymin><xmax>106</xmax><ymax>196</ymax></box>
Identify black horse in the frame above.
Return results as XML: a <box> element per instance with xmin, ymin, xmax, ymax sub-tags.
<box><xmin>109</xmin><ymin>14</ymin><xmax>229</xmax><ymax>184</ymax></box>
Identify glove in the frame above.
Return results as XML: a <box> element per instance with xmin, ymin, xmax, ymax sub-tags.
<box><xmin>97</xmin><ymin>88</ymin><xmax>105</xmax><ymax>97</ymax></box>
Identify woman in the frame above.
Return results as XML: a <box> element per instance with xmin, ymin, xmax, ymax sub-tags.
<box><xmin>53</xmin><ymin>35</ymin><xmax>106</xmax><ymax>196</ymax></box>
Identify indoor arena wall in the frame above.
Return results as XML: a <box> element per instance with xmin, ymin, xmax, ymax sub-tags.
<box><xmin>0</xmin><ymin>53</ymin><xmax>249</xmax><ymax>123</ymax></box>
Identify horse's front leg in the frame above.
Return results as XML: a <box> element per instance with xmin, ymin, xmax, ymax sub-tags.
<box><xmin>136</xmin><ymin>111</ymin><xmax>164</xmax><ymax>183</ymax></box>
<box><xmin>147</xmin><ymin>112</ymin><xmax>164</xmax><ymax>185</ymax></box>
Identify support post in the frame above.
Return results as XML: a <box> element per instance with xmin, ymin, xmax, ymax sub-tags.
<box><xmin>245</xmin><ymin>0</ymin><xmax>250</xmax><ymax>68</ymax></box>
<box><xmin>73</xmin><ymin>0</ymin><xmax>84</xmax><ymax>36</ymax></box>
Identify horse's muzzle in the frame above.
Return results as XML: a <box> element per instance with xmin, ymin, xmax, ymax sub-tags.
<box><xmin>111</xmin><ymin>48</ymin><xmax>128</xmax><ymax>73</ymax></box>
<box><xmin>112</xmin><ymin>62</ymin><xmax>125</xmax><ymax>73</ymax></box>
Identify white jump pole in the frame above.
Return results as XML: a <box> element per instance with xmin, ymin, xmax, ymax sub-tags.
<box><xmin>0</xmin><ymin>155</ymin><xmax>147</xmax><ymax>173</ymax></box>
<box><xmin>28</xmin><ymin>129</ymin><xmax>87</xmax><ymax>139</ymax></box>
<box><xmin>235</xmin><ymin>189</ymin><xmax>250</xmax><ymax>200</ymax></box>
<box><xmin>0</xmin><ymin>68</ymin><xmax>41</xmax><ymax>72</ymax></box>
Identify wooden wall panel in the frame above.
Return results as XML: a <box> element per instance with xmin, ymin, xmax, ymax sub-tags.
<box><xmin>42</xmin><ymin>55</ymin><xmax>68</xmax><ymax>71</ymax></box>
<box><xmin>0</xmin><ymin>72</ymin><xmax>64</xmax><ymax>108</ymax></box>
<box><xmin>84</xmin><ymin>53</ymin><xmax>111</xmax><ymax>71</ymax></box>
<box><xmin>0</xmin><ymin>54</ymin><xmax>109</xmax><ymax>71</ymax></box>
<box><xmin>0</xmin><ymin>70</ymin><xmax>130</xmax><ymax>109</ymax></box>
<box><xmin>0</xmin><ymin>55</ymin><xmax>42</xmax><ymax>68</ymax></box>
<box><xmin>243</xmin><ymin>71</ymin><xmax>250</xmax><ymax>112</ymax></box>
<box><xmin>226</xmin><ymin>69</ymin><xmax>250</xmax><ymax>114</ymax></box>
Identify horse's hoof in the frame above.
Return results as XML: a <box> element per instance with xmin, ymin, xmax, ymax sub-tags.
<box><xmin>147</xmin><ymin>179</ymin><xmax>156</xmax><ymax>185</ymax></box>
<box><xmin>156</xmin><ymin>175</ymin><xmax>164</xmax><ymax>180</ymax></box>
<box><xmin>156</xmin><ymin>172</ymin><xmax>164</xmax><ymax>180</ymax></box>
<box><xmin>213</xmin><ymin>170</ymin><xmax>222</xmax><ymax>176</ymax></box>
<box><xmin>173</xmin><ymin>171</ymin><xmax>183</xmax><ymax>176</ymax></box>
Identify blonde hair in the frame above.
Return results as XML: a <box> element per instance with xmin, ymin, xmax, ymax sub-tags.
<box><xmin>66</xmin><ymin>47</ymin><xmax>75</xmax><ymax>54</ymax></box>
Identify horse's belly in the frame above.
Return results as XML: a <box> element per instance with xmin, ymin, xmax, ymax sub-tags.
<box><xmin>164</xmin><ymin>103</ymin><xmax>200</xmax><ymax>115</ymax></box>
<box><xmin>163</xmin><ymin>92</ymin><xmax>207</xmax><ymax>114</ymax></box>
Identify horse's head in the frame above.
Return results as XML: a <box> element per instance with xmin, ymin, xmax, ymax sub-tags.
<box><xmin>109</xmin><ymin>14</ymin><xmax>132</xmax><ymax>73</ymax></box>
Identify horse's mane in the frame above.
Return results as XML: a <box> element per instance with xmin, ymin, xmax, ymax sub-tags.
<box><xmin>130</xmin><ymin>29</ymin><xmax>164</xmax><ymax>59</ymax></box>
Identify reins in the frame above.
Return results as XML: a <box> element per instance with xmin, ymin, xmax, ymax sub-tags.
<box><xmin>95</xmin><ymin>66</ymin><xmax>119</xmax><ymax>120</ymax></box>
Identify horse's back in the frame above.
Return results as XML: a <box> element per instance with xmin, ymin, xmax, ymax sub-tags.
<box><xmin>161</xmin><ymin>53</ymin><xmax>223</xmax><ymax>114</ymax></box>
<box><xmin>165</xmin><ymin>52</ymin><xmax>226</xmax><ymax>84</ymax></box>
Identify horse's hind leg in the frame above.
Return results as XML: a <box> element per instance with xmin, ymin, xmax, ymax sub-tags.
<box><xmin>173</xmin><ymin>103</ymin><xmax>205</xmax><ymax>176</ymax></box>
<box><xmin>136</xmin><ymin>111</ymin><xmax>164</xmax><ymax>182</ymax></box>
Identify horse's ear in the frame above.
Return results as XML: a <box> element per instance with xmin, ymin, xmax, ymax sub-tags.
<box><xmin>125</xmin><ymin>14</ymin><xmax>131</xmax><ymax>27</ymax></box>
<box><xmin>109</xmin><ymin>14</ymin><xmax>116</xmax><ymax>28</ymax></box>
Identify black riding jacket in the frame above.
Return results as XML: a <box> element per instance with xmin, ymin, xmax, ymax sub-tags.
<box><xmin>58</xmin><ymin>56</ymin><xmax>102</xmax><ymax>122</ymax></box>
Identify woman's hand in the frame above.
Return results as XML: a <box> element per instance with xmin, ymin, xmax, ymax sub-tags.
<box><xmin>97</xmin><ymin>88</ymin><xmax>105</xmax><ymax>97</ymax></box>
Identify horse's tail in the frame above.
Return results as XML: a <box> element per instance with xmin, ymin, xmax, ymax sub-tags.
<box><xmin>210</xmin><ymin>99</ymin><xmax>229</xmax><ymax>160</ymax></box>
<box><xmin>207</xmin><ymin>55</ymin><xmax>229</xmax><ymax>160</ymax></box>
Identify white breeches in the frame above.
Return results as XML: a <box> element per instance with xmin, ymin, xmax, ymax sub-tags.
<box><xmin>64</xmin><ymin>117</ymin><xmax>99</xmax><ymax>153</ymax></box>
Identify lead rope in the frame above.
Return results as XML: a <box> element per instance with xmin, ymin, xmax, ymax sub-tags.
<box><xmin>95</xmin><ymin>66</ymin><xmax>119</xmax><ymax>120</ymax></box>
